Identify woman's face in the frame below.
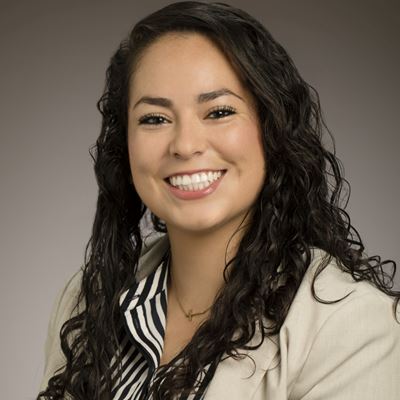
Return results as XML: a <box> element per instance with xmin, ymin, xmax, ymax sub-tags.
<box><xmin>127</xmin><ymin>33</ymin><xmax>266</xmax><ymax>235</ymax></box>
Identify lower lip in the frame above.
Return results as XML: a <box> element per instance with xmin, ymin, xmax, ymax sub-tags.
<box><xmin>166</xmin><ymin>171</ymin><xmax>226</xmax><ymax>200</ymax></box>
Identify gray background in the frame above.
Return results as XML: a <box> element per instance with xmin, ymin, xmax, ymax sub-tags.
<box><xmin>1</xmin><ymin>1</ymin><xmax>399</xmax><ymax>398</ymax></box>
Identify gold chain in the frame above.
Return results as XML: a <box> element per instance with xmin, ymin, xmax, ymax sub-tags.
<box><xmin>168</xmin><ymin>254</ymin><xmax>213</xmax><ymax>322</ymax></box>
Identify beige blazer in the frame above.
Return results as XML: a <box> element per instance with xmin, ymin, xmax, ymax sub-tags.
<box><xmin>40</xmin><ymin>234</ymin><xmax>400</xmax><ymax>399</ymax></box>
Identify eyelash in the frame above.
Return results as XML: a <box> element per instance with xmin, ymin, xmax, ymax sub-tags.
<box><xmin>138</xmin><ymin>105</ymin><xmax>237</xmax><ymax>126</ymax></box>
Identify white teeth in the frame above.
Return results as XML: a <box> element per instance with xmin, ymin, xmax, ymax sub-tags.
<box><xmin>200</xmin><ymin>172</ymin><xmax>208</xmax><ymax>182</ymax></box>
<box><xmin>169</xmin><ymin>170</ymin><xmax>224</xmax><ymax>190</ymax></box>
<box><xmin>182</xmin><ymin>175</ymin><xmax>191</xmax><ymax>185</ymax></box>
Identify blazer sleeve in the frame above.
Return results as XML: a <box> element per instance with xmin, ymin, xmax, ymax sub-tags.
<box><xmin>292</xmin><ymin>292</ymin><xmax>400</xmax><ymax>400</ymax></box>
<box><xmin>39</xmin><ymin>268</ymin><xmax>83</xmax><ymax>393</ymax></box>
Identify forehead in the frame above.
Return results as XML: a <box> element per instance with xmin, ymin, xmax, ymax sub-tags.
<box><xmin>129</xmin><ymin>33</ymin><xmax>248</xmax><ymax>102</ymax></box>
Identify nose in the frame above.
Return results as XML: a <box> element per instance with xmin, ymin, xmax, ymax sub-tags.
<box><xmin>168</xmin><ymin>116</ymin><xmax>207</xmax><ymax>159</ymax></box>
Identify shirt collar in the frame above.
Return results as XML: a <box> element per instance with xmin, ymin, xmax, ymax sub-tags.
<box><xmin>119</xmin><ymin>235</ymin><xmax>171</xmax><ymax>313</ymax></box>
<box><xmin>118</xmin><ymin>235</ymin><xmax>171</xmax><ymax>371</ymax></box>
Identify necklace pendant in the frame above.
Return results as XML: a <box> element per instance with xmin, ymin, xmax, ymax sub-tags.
<box><xmin>187</xmin><ymin>309</ymin><xmax>193</xmax><ymax>321</ymax></box>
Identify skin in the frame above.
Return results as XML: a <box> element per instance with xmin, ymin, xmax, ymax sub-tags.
<box><xmin>127</xmin><ymin>33</ymin><xmax>266</xmax><ymax>332</ymax></box>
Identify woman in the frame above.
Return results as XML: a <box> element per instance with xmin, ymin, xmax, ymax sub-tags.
<box><xmin>38</xmin><ymin>2</ymin><xmax>400</xmax><ymax>399</ymax></box>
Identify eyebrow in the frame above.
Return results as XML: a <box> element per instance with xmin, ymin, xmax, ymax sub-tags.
<box><xmin>132</xmin><ymin>88</ymin><xmax>244</xmax><ymax>110</ymax></box>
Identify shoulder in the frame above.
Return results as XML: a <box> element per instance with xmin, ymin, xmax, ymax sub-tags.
<box><xmin>51</xmin><ymin>233</ymin><xmax>169</xmax><ymax>314</ymax></box>
<box><xmin>45</xmin><ymin>267</ymin><xmax>85</xmax><ymax>349</ymax></box>
<box><xmin>40</xmin><ymin>267</ymin><xmax>84</xmax><ymax>391</ymax></box>
<box><xmin>278</xmin><ymin>248</ymin><xmax>400</xmax><ymax>397</ymax></box>
<box><xmin>44</xmin><ymin>233</ymin><xmax>170</xmax><ymax>336</ymax></box>
<box><xmin>40</xmin><ymin>233</ymin><xmax>169</xmax><ymax>391</ymax></box>
<box><xmin>294</xmin><ymin>247</ymin><xmax>397</xmax><ymax>311</ymax></box>
<box><xmin>284</xmin><ymin>247</ymin><xmax>399</xmax><ymax>336</ymax></box>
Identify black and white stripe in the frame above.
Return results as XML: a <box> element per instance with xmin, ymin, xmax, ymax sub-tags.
<box><xmin>110</xmin><ymin>250</ymin><xmax>216</xmax><ymax>399</ymax></box>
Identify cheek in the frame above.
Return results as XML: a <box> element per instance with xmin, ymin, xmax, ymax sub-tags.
<box><xmin>216</xmin><ymin>121</ymin><xmax>265</xmax><ymax>167</ymax></box>
<box><xmin>128</xmin><ymin>135</ymin><xmax>158</xmax><ymax>176</ymax></box>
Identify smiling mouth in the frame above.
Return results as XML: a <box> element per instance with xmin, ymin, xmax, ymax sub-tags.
<box><xmin>164</xmin><ymin>169</ymin><xmax>227</xmax><ymax>191</ymax></box>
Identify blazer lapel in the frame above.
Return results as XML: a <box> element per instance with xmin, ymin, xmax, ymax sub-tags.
<box><xmin>204</xmin><ymin>327</ymin><xmax>279</xmax><ymax>399</ymax></box>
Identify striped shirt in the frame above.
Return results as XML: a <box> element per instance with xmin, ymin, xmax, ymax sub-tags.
<box><xmin>109</xmin><ymin>249</ymin><xmax>217</xmax><ymax>399</ymax></box>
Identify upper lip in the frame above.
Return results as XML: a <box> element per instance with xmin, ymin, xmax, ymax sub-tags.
<box><xmin>165</xmin><ymin>168</ymin><xmax>227</xmax><ymax>179</ymax></box>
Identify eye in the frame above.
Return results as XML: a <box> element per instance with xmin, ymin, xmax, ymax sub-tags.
<box><xmin>138</xmin><ymin>113</ymin><xmax>170</xmax><ymax>126</ymax></box>
<box><xmin>137</xmin><ymin>106</ymin><xmax>237</xmax><ymax>126</ymax></box>
<box><xmin>207</xmin><ymin>105</ymin><xmax>237</xmax><ymax>119</ymax></box>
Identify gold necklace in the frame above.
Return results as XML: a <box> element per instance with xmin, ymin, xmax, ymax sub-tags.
<box><xmin>168</xmin><ymin>255</ymin><xmax>213</xmax><ymax>322</ymax></box>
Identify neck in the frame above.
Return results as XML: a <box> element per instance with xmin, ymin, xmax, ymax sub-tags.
<box><xmin>166</xmin><ymin>220</ymin><xmax>249</xmax><ymax>314</ymax></box>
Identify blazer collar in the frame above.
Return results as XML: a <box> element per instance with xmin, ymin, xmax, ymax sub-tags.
<box><xmin>120</xmin><ymin>234</ymin><xmax>280</xmax><ymax>398</ymax></box>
